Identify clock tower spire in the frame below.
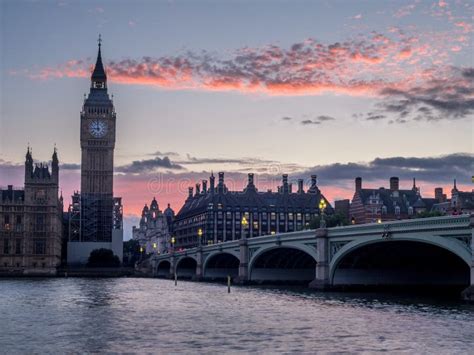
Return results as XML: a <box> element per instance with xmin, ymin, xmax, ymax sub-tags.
<box><xmin>91</xmin><ymin>34</ymin><xmax>107</xmax><ymax>89</ymax></box>
<box><xmin>79</xmin><ymin>36</ymin><xmax>116</xmax><ymax>242</ymax></box>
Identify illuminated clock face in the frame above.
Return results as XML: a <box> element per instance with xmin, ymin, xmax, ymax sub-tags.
<box><xmin>88</xmin><ymin>119</ymin><xmax>108</xmax><ymax>138</ymax></box>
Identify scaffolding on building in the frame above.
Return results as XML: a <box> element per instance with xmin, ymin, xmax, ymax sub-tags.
<box><xmin>68</xmin><ymin>192</ymin><xmax>122</xmax><ymax>242</ymax></box>
<box><xmin>68</xmin><ymin>191</ymin><xmax>81</xmax><ymax>242</ymax></box>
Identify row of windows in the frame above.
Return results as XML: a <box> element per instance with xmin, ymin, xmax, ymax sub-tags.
<box><xmin>2</xmin><ymin>262</ymin><xmax>48</xmax><ymax>268</ymax></box>
<box><xmin>176</xmin><ymin>212</ymin><xmax>315</xmax><ymax>227</ymax></box>
<box><xmin>368</xmin><ymin>206</ymin><xmax>414</xmax><ymax>216</ymax></box>
<box><xmin>85</xmin><ymin>106</ymin><xmax>111</xmax><ymax>115</ymax></box>
<box><xmin>2</xmin><ymin>239</ymin><xmax>46</xmax><ymax>255</ymax></box>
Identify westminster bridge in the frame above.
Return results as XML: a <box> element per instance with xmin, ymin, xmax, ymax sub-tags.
<box><xmin>149</xmin><ymin>215</ymin><xmax>474</xmax><ymax>298</ymax></box>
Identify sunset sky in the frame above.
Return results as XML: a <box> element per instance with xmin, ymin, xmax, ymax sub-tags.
<box><xmin>1</xmin><ymin>0</ymin><xmax>473</xmax><ymax>239</ymax></box>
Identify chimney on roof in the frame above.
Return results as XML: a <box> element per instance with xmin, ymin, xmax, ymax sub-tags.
<box><xmin>202</xmin><ymin>180</ymin><xmax>207</xmax><ymax>193</ymax></box>
<box><xmin>195</xmin><ymin>183</ymin><xmax>201</xmax><ymax>195</ymax></box>
<box><xmin>355</xmin><ymin>177</ymin><xmax>362</xmax><ymax>192</ymax></box>
<box><xmin>282</xmin><ymin>174</ymin><xmax>289</xmax><ymax>193</ymax></box>
<box><xmin>218</xmin><ymin>172</ymin><xmax>225</xmax><ymax>193</ymax></box>
<box><xmin>311</xmin><ymin>175</ymin><xmax>317</xmax><ymax>188</ymax></box>
<box><xmin>188</xmin><ymin>187</ymin><xmax>193</xmax><ymax>199</ymax></box>
<box><xmin>210</xmin><ymin>172</ymin><xmax>215</xmax><ymax>193</ymax></box>
<box><xmin>289</xmin><ymin>183</ymin><xmax>293</xmax><ymax>193</ymax></box>
<box><xmin>435</xmin><ymin>187</ymin><xmax>445</xmax><ymax>202</ymax></box>
<box><xmin>390</xmin><ymin>177</ymin><xmax>399</xmax><ymax>191</ymax></box>
<box><xmin>248</xmin><ymin>173</ymin><xmax>254</xmax><ymax>186</ymax></box>
<box><xmin>297</xmin><ymin>179</ymin><xmax>304</xmax><ymax>193</ymax></box>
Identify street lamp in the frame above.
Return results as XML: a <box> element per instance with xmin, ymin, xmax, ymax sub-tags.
<box><xmin>197</xmin><ymin>228</ymin><xmax>203</xmax><ymax>246</ymax></box>
<box><xmin>241</xmin><ymin>216</ymin><xmax>249</xmax><ymax>239</ymax></box>
<box><xmin>170</xmin><ymin>236</ymin><xmax>176</xmax><ymax>252</ymax></box>
<box><xmin>319</xmin><ymin>198</ymin><xmax>327</xmax><ymax>228</ymax></box>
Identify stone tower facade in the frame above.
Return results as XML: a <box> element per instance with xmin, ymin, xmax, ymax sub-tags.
<box><xmin>80</xmin><ymin>38</ymin><xmax>116</xmax><ymax>242</ymax></box>
<box><xmin>0</xmin><ymin>148</ymin><xmax>63</xmax><ymax>275</ymax></box>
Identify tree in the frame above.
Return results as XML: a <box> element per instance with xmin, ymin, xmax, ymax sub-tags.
<box><xmin>122</xmin><ymin>239</ymin><xmax>140</xmax><ymax>267</ymax></box>
<box><xmin>87</xmin><ymin>248</ymin><xmax>121</xmax><ymax>267</ymax></box>
<box><xmin>414</xmin><ymin>210</ymin><xmax>444</xmax><ymax>219</ymax></box>
<box><xmin>306</xmin><ymin>213</ymin><xmax>349</xmax><ymax>229</ymax></box>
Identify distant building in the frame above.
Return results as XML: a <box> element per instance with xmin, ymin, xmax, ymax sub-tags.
<box><xmin>0</xmin><ymin>148</ymin><xmax>63</xmax><ymax>275</ymax></box>
<box><xmin>349</xmin><ymin>177</ymin><xmax>436</xmax><ymax>224</ymax></box>
<box><xmin>334</xmin><ymin>199</ymin><xmax>350</xmax><ymax>221</ymax></box>
<box><xmin>132</xmin><ymin>198</ymin><xmax>173</xmax><ymax>254</ymax></box>
<box><xmin>173</xmin><ymin>172</ymin><xmax>333</xmax><ymax>249</ymax></box>
<box><xmin>451</xmin><ymin>179</ymin><xmax>474</xmax><ymax>214</ymax></box>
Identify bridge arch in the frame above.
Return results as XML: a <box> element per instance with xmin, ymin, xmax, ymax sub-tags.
<box><xmin>175</xmin><ymin>256</ymin><xmax>197</xmax><ymax>279</ymax></box>
<box><xmin>249</xmin><ymin>245</ymin><xmax>317</xmax><ymax>284</ymax></box>
<box><xmin>203</xmin><ymin>252</ymin><xmax>240</xmax><ymax>280</ymax></box>
<box><xmin>156</xmin><ymin>260</ymin><xmax>171</xmax><ymax>278</ymax></box>
<box><xmin>330</xmin><ymin>235</ymin><xmax>470</xmax><ymax>288</ymax></box>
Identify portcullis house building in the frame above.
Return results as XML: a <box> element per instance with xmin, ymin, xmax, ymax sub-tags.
<box><xmin>173</xmin><ymin>172</ymin><xmax>333</xmax><ymax>249</ymax></box>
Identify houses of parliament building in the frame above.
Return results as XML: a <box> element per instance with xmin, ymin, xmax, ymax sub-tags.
<box><xmin>0</xmin><ymin>149</ymin><xmax>63</xmax><ymax>275</ymax></box>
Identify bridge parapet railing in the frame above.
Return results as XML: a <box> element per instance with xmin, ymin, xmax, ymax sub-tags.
<box><xmin>327</xmin><ymin>214</ymin><xmax>471</xmax><ymax>238</ymax></box>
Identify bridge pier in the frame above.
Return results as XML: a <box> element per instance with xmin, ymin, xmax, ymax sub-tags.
<box><xmin>194</xmin><ymin>247</ymin><xmax>203</xmax><ymax>281</ymax></box>
<box><xmin>309</xmin><ymin>228</ymin><xmax>331</xmax><ymax>290</ymax></box>
<box><xmin>461</xmin><ymin>215</ymin><xmax>474</xmax><ymax>301</ymax></box>
<box><xmin>235</xmin><ymin>238</ymin><xmax>249</xmax><ymax>284</ymax></box>
<box><xmin>151</xmin><ymin>258</ymin><xmax>157</xmax><ymax>278</ymax></box>
<box><xmin>169</xmin><ymin>254</ymin><xmax>176</xmax><ymax>279</ymax></box>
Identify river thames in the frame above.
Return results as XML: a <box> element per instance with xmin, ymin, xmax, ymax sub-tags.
<box><xmin>1</xmin><ymin>278</ymin><xmax>473</xmax><ymax>353</ymax></box>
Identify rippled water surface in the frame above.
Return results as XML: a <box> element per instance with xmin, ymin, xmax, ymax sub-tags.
<box><xmin>1</xmin><ymin>278</ymin><xmax>474</xmax><ymax>353</ymax></box>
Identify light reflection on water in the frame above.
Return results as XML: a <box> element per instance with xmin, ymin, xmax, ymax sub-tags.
<box><xmin>1</xmin><ymin>278</ymin><xmax>473</xmax><ymax>353</ymax></box>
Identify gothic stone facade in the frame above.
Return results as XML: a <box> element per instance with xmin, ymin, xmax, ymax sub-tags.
<box><xmin>0</xmin><ymin>149</ymin><xmax>63</xmax><ymax>275</ymax></box>
<box><xmin>173</xmin><ymin>173</ymin><xmax>333</xmax><ymax>249</ymax></box>
<box><xmin>132</xmin><ymin>198</ymin><xmax>174</xmax><ymax>254</ymax></box>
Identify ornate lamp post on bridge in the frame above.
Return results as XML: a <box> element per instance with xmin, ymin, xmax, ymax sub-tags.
<box><xmin>197</xmin><ymin>227</ymin><xmax>203</xmax><ymax>246</ymax></box>
<box><xmin>241</xmin><ymin>216</ymin><xmax>249</xmax><ymax>239</ymax></box>
<box><xmin>319</xmin><ymin>198</ymin><xmax>327</xmax><ymax>228</ymax></box>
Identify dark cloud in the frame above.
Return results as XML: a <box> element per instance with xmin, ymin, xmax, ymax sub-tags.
<box><xmin>316</xmin><ymin>115</ymin><xmax>335</xmax><ymax>121</ymax></box>
<box><xmin>377</xmin><ymin>67</ymin><xmax>474</xmax><ymax>121</ymax></box>
<box><xmin>297</xmin><ymin>153</ymin><xmax>473</xmax><ymax>184</ymax></box>
<box><xmin>281</xmin><ymin>116</ymin><xmax>293</xmax><ymax>121</ymax></box>
<box><xmin>116</xmin><ymin>156</ymin><xmax>184</xmax><ymax>173</ymax></box>
<box><xmin>301</xmin><ymin>119</ymin><xmax>320</xmax><ymax>125</ymax></box>
<box><xmin>60</xmin><ymin>163</ymin><xmax>80</xmax><ymax>170</ymax></box>
<box><xmin>366</xmin><ymin>114</ymin><xmax>386</xmax><ymax>120</ymax></box>
<box><xmin>179</xmin><ymin>154</ymin><xmax>277</xmax><ymax>166</ymax></box>
<box><xmin>150</xmin><ymin>151</ymin><xmax>180</xmax><ymax>157</ymax></box>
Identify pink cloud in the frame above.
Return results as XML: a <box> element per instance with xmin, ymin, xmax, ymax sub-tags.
<box><xmin>15</xmin><ymin>20</ymin><xmax>471</xmax><ymax>103</ymax></box>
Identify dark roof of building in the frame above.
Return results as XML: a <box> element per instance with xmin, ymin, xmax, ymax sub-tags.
<box><xmin>164</xmin><ymin>203</ymin><xmax>175</xmax><ymax>217</ymax></box>
<box><xmin>457</xmin><ymin>191</ymin><xmax>474</xmax><ymax>209</ymax></box>
<box><xmin>176</xmin><ymin>185</ymin><xmax>333</xmax><ymax>220</ymax></box>
<box><xmin>1</xmin><ymin>188</ymin><xmax>24</xmax><ymax>203</ymax></box>
<box><xmin>32</xmin><ymin>164</ymin><xmax>51</xmax><ymax>179</ymax></box>
<box><xmin>358</xmin><ymin>187</ymin><xmax>421</xmax><ymax>214</ymax></box>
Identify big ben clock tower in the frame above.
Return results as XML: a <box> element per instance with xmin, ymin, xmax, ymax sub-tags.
<box><xmin>80</xmin><ymin>36</ymin><xmax>116</xmax><ymax>242</ymax></box>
